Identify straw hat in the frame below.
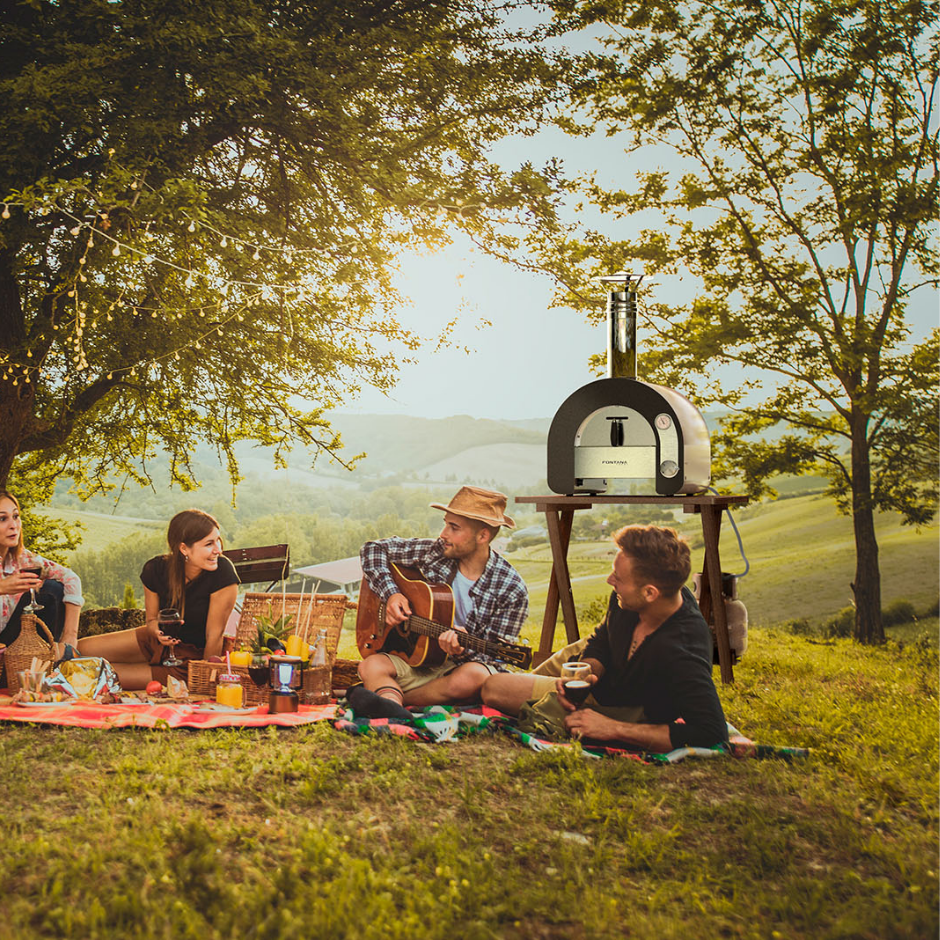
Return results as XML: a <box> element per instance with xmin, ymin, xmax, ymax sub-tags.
<box><xmin>430</xmin><ymin>486</ymin><xmax>516</xmax><ymax>529</ymax></box>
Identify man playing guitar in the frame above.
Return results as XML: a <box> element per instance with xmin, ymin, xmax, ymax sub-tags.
<box><xmin>354</xmin><ymin>486</ymin><xmax>527</xmax><ymax>719</ymax></box>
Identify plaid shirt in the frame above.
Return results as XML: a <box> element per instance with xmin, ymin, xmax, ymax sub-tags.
<box><xmin>359</xmin><ymin>537</ymin><xmax>528</xmax><ymax>671</ymax></box>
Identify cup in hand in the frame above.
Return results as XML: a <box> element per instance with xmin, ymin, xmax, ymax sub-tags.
<box><xmin>561</xmin><ymin>661</ymin><xmax>591</xmax><ymax>682</ymax></box>
<box><xmin>560</xmin><ymin>661</ymin><xmax>592</xmax><ymax>707</ymax></box>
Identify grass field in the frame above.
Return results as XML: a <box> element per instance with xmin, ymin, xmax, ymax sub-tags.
<box><xmin>42</xmin><ymin>507</ymin><xmax>164</xmax><ymax>548</ymax></box>
<box><xmin>2</xmin><ymin>628</ymin><xmax>937</xmax><ymax>939</ymax></box>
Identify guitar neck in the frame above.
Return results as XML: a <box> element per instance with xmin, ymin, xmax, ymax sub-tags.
<box><xmin>405</xmin><ymin>613</ymin><xmax>502</xmax><ymax>659</ymax></box>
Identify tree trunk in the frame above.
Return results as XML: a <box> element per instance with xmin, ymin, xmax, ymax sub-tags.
<box><xmin>0</xmin><ymin>375</ymin><xmax>33</xmax><ymax>488</ymax></box>
<box><xmin>849</xmin><ymin>414</ymin><xmax>885</xmax><ymax>644</ymax></box>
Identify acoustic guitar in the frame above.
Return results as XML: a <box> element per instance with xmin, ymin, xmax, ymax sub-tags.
<box><xmin>356</xmin><ymin>562</ymin><xmax>532</xmax><ymax>669</ymax></box>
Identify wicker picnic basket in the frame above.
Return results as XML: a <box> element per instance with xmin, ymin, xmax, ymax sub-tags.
<box><xmin>331</xmin><ymin>658</ymin><xmax>361</xmax><ymax>695</ymax></box>
<box><xmin>187</xmin><ymin>660</ymin><xmax>270</xmax><ymax>706</ymax></box>
<box><xmin>3</xmin><ymin>614</ymin><xmax>55</xmax><ymax>694</ymax></box>
<box><xmin>188</xmin><ymin>593</ymin><xmax>350</xmax><ymax>703</ymax></box>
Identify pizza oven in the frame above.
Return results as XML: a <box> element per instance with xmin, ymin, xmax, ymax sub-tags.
<box><xmin>547</xmin><ymin>273</ymin><xmax>711</xmax><ymax>496</ymax></box>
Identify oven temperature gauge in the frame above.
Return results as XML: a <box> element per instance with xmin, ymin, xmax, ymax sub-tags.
<box><xmin>655</xmin><ymin>414</ymin><xmax>672</xmax><ymax>430</ymax></box>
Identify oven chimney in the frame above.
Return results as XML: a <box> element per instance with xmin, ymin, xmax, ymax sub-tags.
<box><xmin>600</xmin><ymin>273</ymin><xmax>642</xmax><ymax>380</ymax></box>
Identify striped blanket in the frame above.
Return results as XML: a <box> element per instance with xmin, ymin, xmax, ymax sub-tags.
<box><xmin>332</xmin><ymin>704</ymin><xmax>809</xmax><ymax>763</ymax></box>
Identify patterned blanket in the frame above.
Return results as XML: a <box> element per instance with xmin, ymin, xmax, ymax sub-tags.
<box><xmin>332</xmin><ymin>704</ymin><xmax>810</xmax><ymax>763</ymax></box>
<box><xmin>0</xmin><ymin>699</ymin><xmax>808</xmax><ymax>763</ymax></box>
<box><xmin>0</xmin><ymin>701</ymin><xmax>336</xmax><ymax>729</ymax></box>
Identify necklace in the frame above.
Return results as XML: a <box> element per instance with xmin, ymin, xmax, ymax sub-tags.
<box><xmin>628</xmin><ymin>632</ymin><xmax>645</xmax><ymax>660</ymax></box>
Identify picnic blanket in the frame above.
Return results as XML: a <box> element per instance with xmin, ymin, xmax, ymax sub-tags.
<box><xmin>0</xmin><ymin>698</ymin><xmax>808</xmax><ymax>764</ymax></box>
<box><xmin>0</xmin><ymin>700</ymin><xmax>336</xmax><ymax>729</ymax></box>
<box><xmin>332</xmin><ymin>705</ymin><xmax>810</xmax><ymax>764</ymax></box>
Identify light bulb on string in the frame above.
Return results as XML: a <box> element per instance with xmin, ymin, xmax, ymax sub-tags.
<box><xmin>187</xmin><ymin>221</ymin><xmax>196</xmax><ymax>233</ymax></box>
<box><xmin>1</xmin><ymin>205</ymin><xmax>9</xmax><ymax>219</ymax></box>
<box><xmin>112</xmin><ymin>245</ymin><xmax>120</xmax><ymax>256</ymax></box>
<box><xmin>70</xmin><ymin>226</ymin><xmax>81</xmax><ymax>236</ymax></box>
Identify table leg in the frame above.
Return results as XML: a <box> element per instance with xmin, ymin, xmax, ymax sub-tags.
<box><xmin>700</xmin><ymin>504</ymin><xmax>734</xmax><ymax>684</ymax></box>
<box><xmin>537</xmin><ymin>508</ymin><xmax>576</xmax><ymax>663</ymax></box>
<box><xmin>545</xmin><ymin>508</ymin><xmax>579</xmax><ymax>646</ymax></box>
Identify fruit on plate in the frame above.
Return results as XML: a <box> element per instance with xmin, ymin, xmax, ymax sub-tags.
<box><xmin>146</xmin><ymin>680</ymin><xmax>163</xmax><ymax>695</ymax></box>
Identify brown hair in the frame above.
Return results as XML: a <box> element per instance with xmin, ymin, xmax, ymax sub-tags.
<box><xmin>466</xmin><ymin>517</ymin><xmax>500</xmax><ymax>544</ymax></box>
<box><xmin>165</xmin><ymin>509</ymin><xmax>221</xmax><ymax>613</ymax></box>
<box><xmin>613</xmin><ymin>524</ymin><xmax>691</xmax><ymax>596</ymax></box>
<box><xmin>0</xmin><ymin>490</ymin><xmax>24</xmax><ymax>566</ymax></box>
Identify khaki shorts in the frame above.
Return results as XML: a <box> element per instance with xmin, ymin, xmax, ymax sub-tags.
<box><xmin>529</xmin><ymin>636</ymin><xmax>593</xmax><ymax>698</ymax></box>
<box><xmin>381</xmin><ymin>653</ymin><xmax>499</xmax><ymax>693</ymax></box>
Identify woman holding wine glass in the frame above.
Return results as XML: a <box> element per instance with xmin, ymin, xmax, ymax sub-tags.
<box><xmin>0</xmin><ymin>490</ymin><xmax>84</xmax><ymax>658</ymax></box>
<box><xmin>79</xmin><ymin>509</ymin><xmax>239</xmax><ymax>688</ymax></box>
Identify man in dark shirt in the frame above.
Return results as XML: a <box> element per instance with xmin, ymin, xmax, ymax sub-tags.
<box><xmin>482</xmin><ymin>524</ymin><xmax>727</xmax><ymax>750</ymax></box>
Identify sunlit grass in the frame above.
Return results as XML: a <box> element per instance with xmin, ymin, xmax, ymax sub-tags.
<box><xmin>2</xmin><ymin>629</ymin><xmax>937</xmax><ymax>940</ymax></box>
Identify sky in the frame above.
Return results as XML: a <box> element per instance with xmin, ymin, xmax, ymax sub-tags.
<box><xmin>337</xmin><ymin>20</ymin><xmax>937</xmax><ymax>424</ymax></box>
<box><xmin>340</xmin><ymin>126</ymin><xmax>674</xmax><ymax>422</ymax></box>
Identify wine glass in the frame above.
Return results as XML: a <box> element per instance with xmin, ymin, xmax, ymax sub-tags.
<box><xmin>20</xmin><ymin>563</ymin><xmax>45</xmax><ymax>613</ymax></box>
<box><xmin>247</xmin><ymin>654</ymin><xmax>269</xmax><ymax>688</ymax></box>
<box><xmin>158</xmin><ymin>608</ymin><xmax>184</xmax><ymax>667</ymax></box>
<box><xmin>561</xmin><ymin>661</ymin><xmax>592</xmax><ymax>708</ymax></box>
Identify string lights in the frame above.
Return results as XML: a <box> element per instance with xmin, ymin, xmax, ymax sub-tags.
<box><xmin>0</xmin><ymin>165</ymin><xmax>494</xmax><ymax>389</ymax></box>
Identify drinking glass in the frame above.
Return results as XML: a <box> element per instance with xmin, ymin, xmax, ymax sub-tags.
<box><xmin>561</xmin><ymin>661</ymin><xmax>592</xmax><ymax>708</ymax></box>
<box><xmin>158</xmin><ymin>608</ymin><xmax>184</xmax><ymax>668</ymax></box>
<box><xmin>247</xmin><ymin>655</ymin><xmax>270</xmax><ymax>688</ymax></box>
<box><xmin>20</xmin><ymin>564</ymin><xmax>45</xmax><ymax>613</ymax></box>
<box><xmin>561</xmin><ymin>661</ymin><xmax>591</xmax><ymax>682</ymax></box>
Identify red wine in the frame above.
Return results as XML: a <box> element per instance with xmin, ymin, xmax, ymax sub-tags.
<box><xmin>563</xmin><ymin>679</ymin><xmax>591</xmax><ymax>706</ymax></box>
<box><xmin>158</xmin><ymin>609</ymin><xmax>183</xmax><ymax>639</ymax></box>
<box><xmin>247</xmin><ymin>665</ymin><xmax>269</xmax><ymax>687</ymax></box>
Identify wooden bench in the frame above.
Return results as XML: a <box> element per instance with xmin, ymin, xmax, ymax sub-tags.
<box><xmin>222</xmin><ymin>544</ymin><xmax>290</xmax><ymax>590</ymax></box>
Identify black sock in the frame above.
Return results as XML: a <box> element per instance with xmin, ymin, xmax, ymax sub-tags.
<box><xmin>347</xmin><ymin>686</ymin><xmax>412</xmax><ymax>722</ymax></box>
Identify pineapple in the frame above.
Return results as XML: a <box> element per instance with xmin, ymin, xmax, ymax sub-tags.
<box><xmin>248</xmin><ymin>612</ymin><xmax>293</xmax><ymax>655</ymax></box>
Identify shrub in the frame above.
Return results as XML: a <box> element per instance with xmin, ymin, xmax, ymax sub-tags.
<box><xmin>824</xmin><ymin>606</ymin><xmax>855</xmax><ymax>638</ymax></box>
<box><xmin>782</xmin><ymin>617</ymin><xmax>817</xmax><ymax>636</ymax></box>
<box><xmin>578</xmin><ymin>595</ymin><xmax>609</xmax><ymax>626</ymax></box>
<box><xmin>883</xmin><ymin>599</ymin><xmax>917</xmax><ymax>627</ymax></box>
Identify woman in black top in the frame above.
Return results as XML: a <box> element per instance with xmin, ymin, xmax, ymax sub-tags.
<box><xmin>79</xmin><ymin>509</ymin><xmax>239</xmax><ymax>687</ymax></box>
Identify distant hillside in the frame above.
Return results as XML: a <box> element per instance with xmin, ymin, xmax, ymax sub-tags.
<box><xmin>47</xmin><ymin>409</ymin><xmax>840</xmax><ymax>520</ymax></box>
<box><xmin>421</xmin><ymin>443</ymin><xmax>545</xmax><ymax>489</ymax></box>
<box><xmin>297</xmin><ymin>412</ymin><xmax>547</xmax><ymax>475</ymax></box>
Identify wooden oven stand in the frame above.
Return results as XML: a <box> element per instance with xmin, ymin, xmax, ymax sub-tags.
<box><xmin>514</xmin><ymin>494</ymin><xmax>748</xmax><ymax>684</ymax></box>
